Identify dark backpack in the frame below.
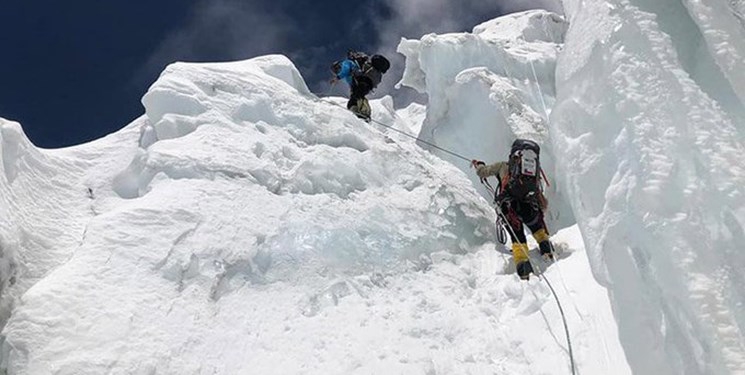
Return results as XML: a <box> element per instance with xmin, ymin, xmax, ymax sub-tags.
<box><xmin>370</xmin><ymin>55</ymin><xmax>390</xmax><ymax>73</ymax></box>
<box><xmin>502</xmin><ymin>139</ymin><xmax>542</xmax><ymax>201</ymax></box>
<box><xmin>348</xmin><ymin>51</ymin><xmax>390</xmax><ymax>74</ymax></box>
<box><xmin>347</xmin><ymin>51</ymin><xmax>370</xmax><ymax>69</ymax></box>
<box><xmin>360</xmin><ymin>55</ymin><xmax>391</xmax><ymax>89</ymax></box>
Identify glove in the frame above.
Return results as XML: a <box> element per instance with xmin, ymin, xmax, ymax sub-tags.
<box><xmin>329</xmin><ymin>77</ymin><xmax>339</xmax><ymax>85</ymax></box>
<box><xmin>471</xmin><ymin>160</ymin><xmax>487</xmax><ymax>183</ymax></box>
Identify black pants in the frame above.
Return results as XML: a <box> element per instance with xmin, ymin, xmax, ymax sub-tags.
<box><xmin>347</xmin><ymin>77</ymin><xmax>372</xmax><ymax>110</ymax></box>
<box><xmin>501</xmin><ymin>199</ymin><xmax>547</xmax><ymax>244</ymax></box>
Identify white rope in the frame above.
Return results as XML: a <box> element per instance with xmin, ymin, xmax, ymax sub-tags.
<box><xmin>318</xmin><ymin>87</ymin><xmax>576</xmax><ymax>373</ymax></box>
<box><xmin>481</xmin><ymin>181</ymin><xmax>577</xmax><ymax>375</ymax></box>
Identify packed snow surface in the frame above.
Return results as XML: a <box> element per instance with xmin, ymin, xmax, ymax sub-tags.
<box><xmin>0</xmin><ymin>12</ymin><xmax>631</xmax><ymax>375</ymax></box>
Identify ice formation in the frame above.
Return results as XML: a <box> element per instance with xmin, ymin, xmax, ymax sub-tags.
<box><xmin>397</xmin><ymin>3</ymin><xmax>745</xmax><ymax>374</ymax></box>
<box><xmin>397</xmin><ymin>10</ymin><xmax>576</xmax><ymax>233</ymax></box>
<box><xmin>551</xmin><ymin>0</ymin><xmax>745</xmax><ymax>373</ymax></box>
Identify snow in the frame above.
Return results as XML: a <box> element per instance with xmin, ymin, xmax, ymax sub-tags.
<box><xmin>0</xmin><ymin>44</ymin><xmax>628</xmax><ymax>374</ymax></box>
<box><xmin>681</xmin><ymin>0</ymin><xmax>745</xmax><ymax>128</ymax></box>
<box><xmin>0</xmin><ymin>18</ymin><xmax>634</xmax><ymax>373</ymax></box>
<box><xmin>13</xmin><ymin>4</ymin><xmax>745</xmax><ymax>373</ymax></box>
<box><xmin>5</xmin><ymin>2</ymin><xmax>742</xmax><ymax>373</ymax></box>
<box><xmin>397</xmin><ymin>3</ymin><xmax>745</xmax><ymax>374</ymax></box>
<box><xmin>553</xmin><ymin>0</ymin><xmax>745</xmax><ymax>373</ymax></box>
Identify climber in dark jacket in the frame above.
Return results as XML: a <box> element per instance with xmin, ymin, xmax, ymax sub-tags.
<box><xmin>472</xmin><ymin>139</ymin><xmax>554</xmax><ymax>280</ymax></box>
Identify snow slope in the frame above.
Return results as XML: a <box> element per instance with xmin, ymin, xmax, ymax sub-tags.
<box><xmin>552</xmin><ymin>0</ymin><xmax>745</xmax><ymax>374</ymax></box>
<box><xmin>0</xmin><ymin>16</ymin><xmax>628</xmax><ymax>374</ymax></box>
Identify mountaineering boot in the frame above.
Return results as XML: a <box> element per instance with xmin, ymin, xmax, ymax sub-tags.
<box><xmin>538</xmin><ymin>240</ymin><xmax>554</xmax><ymax>261</ymax></box>
<box><xmin>350</xmin><ymin>104</ymin><xmax>370</xmax><ymax>122</ymax></box>
<box><xmin>516</xmin><ymin>261</ymin><xmax>533</xmax><ymax>280</ymax></box>
<box><xmin>533</xmin><ymin>229</ymin><xmax>553</xmax><ymax>261</ymax></box>
<box><xmin>356</xmin><ymin>113</ymin><xmax>371</xmax><ymax>123</ymax></box>
<box><xmin>512</xmin><ymin>242</ymin><xmax>532</xmax><ymax>280</ymax></box>
<box><xmin>352</xmin><ymin>98</ymin><xmax>371</xmax><ymax>121</ymax></box>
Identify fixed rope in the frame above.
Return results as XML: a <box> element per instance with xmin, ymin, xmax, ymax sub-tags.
<box><xmin>318</xmin><ymin>89</ymin><xmax>576</xmax><ymax>373</ymax></box>
<box><xmin>481</xmin><ymin>180</ymin><xmax>576</xmax><ymax>375</ymax></box>
<box><xmin>318</xmin><ymin>97</ymin><xmax>472</xmax><ymax>163</ymax></box>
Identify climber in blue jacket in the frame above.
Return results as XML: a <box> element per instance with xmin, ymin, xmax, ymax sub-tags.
<box><xmin>332</xmin><ymin>58</ymin><xmax>360</xmax><ymax>86</ymax></box>
<box><xmin>330</xmin><ymin>51</ymin><xmax>390</xmax><ymax>121</ymax></box>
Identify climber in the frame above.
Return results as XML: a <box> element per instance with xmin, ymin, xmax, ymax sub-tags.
<box><xmin>330</xmin><ymin>51</ymin><xmax>390</xmax><ymax>121</ymax></box>
<box><xmin>472</xmin><ymin>139</ymin><xmax>554</xmax><ymax>280</ymax></box>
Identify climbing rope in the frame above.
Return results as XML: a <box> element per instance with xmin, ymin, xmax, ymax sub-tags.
<box><xmin>317</xmin><ymin>89</ymin><xmax>576</xmax><ymax>373</ymax></box>
<box><xmin>480</xmin><ymin>180</ymin><xmax>577</xmax><ymax>375</ymax></box>
<box><xmin>318</xmin><ymin>97</ymin><xmax>473</xmax><ymax>163</ymax></box>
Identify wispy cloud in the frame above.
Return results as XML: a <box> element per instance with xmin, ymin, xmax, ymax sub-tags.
<box><xmin>135</xmin><ymin>0</ymin><xmax>295</xmax><ymax>88</ymax></box>
<box><xmin>498</xmin><ymin>0</ymin><xmax>563</xmax><ymax>14</ymax></box>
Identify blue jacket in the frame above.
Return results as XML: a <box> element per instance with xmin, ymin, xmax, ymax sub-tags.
<box><xmin>336</xmin><ymin>59</ymin><xmax>360</xmax><ymax>85</ymax></box>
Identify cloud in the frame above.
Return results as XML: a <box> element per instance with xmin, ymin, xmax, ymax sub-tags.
<box><xmin>133</xmin><ymin>0</ymin><xmax>380</xmax><ymax>96</ymax></box>
<box><xmin>135</xmin><ymin>0</ymin><xmax>295</xmax><ymax>88</ymax></box>
<box><xmin>498</xmin><ymin>0</ymin><xmax>564</xmax><ymax>14</ymax></box>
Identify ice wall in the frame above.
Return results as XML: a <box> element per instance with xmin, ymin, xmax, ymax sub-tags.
<box><xmin>397</xmin><ymin>10</ymin><xmax>575</xmax><ymax>231</ymax></box>
<box><xmin>682</xmin><ymin>0</ymin><xmax>745</xmax><ymax>132</ymax></box>
<box><xmin>553</xmin><ymin>0</ymin><xmax>745</xmax><ymax>373</ymax></box>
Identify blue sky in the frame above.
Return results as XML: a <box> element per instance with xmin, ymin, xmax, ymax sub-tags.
<box><xmin>0</xmin><ymin>0</ymin><xmax>561</xmax><ymax>148</ymax></box>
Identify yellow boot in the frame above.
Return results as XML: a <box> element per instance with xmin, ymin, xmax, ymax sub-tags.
<box><xmin>533</xmin><ymin>229</ymin><xmax>554</xmax><ymax>260</ymax></box>
<box><xmin>512</xmin><ymin>242</ymin><xmax>532</xmax><ymax>280</ymax></box>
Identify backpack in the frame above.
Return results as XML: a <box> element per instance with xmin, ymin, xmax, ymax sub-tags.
<box><xmin>348</xmin><ymin>51</ymin><xmax>390</xmax><ymax>74</ymax></box>
<box><xmin>330</xmin><ymin>51</ymin><xmax>369</xmax><ymax>76</ymax></box>
<box><xmin>343</xmin><ymin>51</ymin><xmax>389</xmax><ymax>89</ymax></box>
<box><xmin>370</xmin><ymin>54</ymin><xmax>390</xmax><ymax>73</ymax></box>
<box><xmin>502</xmin><ymin>139</ymin><xmax>542</xmax><ymax>201</ymax></box>
<box><xmin>347</xmin><ymin>51</ymin><xmax>370</xmax><ymax>69</ymax></box>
